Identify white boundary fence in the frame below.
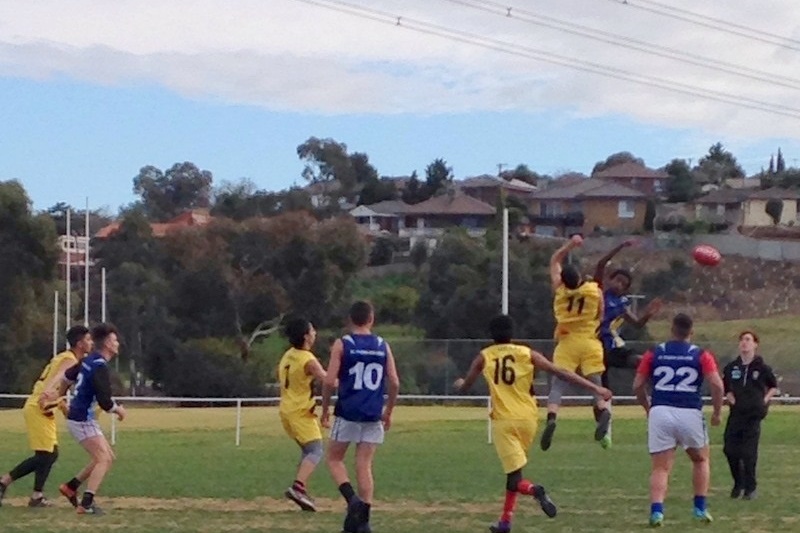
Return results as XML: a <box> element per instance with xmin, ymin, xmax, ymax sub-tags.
<box><xmin>2</xmin><ymin>394</ymin><xmax>798</xmax><ymax>447</ymax></box>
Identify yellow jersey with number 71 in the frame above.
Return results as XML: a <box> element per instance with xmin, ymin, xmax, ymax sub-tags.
<box><xmin>553</xmin><ymin>281</ymin><xmax>603</xmax><ymax>339</ymax></box>
<box><xmin>480</xmin><ymin>343</ymin><xmax>536</xmax><ymax>420</ymax></box>
<box><xmin>278</xmin><ymin>348</ymin><xmax>318</xmax><ymax>415</ymax></box>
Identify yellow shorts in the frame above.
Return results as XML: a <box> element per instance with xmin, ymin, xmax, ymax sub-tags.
<box><xmin>23</xmin><ymin>405</ymin><xmax>58</xmax><ymax>452</ymax></box>
<box><xmin>492</xmin><ymin>418</ymin><xmax>538</xmax><ymax>474</ymax></box>
<box><xmin>281</xmin><ymin>411</ymin><xmax>322</xmax><ymax>446</ymax></box>
<box><xmin>553</xmin><ymin>336</ymin><xmax>605</xmax><ymax>376</ymax></box>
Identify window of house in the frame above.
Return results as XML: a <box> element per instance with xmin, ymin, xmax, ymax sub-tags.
<box><xmin>618</xmin><ymin>200</ymin><xmax>636</xmax><ymax>219</ymax></box>
<box><xmin>540</xmin><ymin>202</ymin><xmax>561</xmax><ymax>217</ymax></box>
<box><xmin>716</xmin><ymin>204</ymin><xmax>725</xmax><ymax>216</ymax></box>
<box><xmin>654</xmin><ymin>179</ymin><xmax>663</xmax><ymax>192</ymax></box>
<box><xmin>461</xmin><ymin>217</ymin><xmax>478</xmax><ymax>228</ymax></box>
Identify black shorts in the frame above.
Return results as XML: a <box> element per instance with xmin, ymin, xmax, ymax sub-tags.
<box><xmin>604</xmin><ymin>346</ymin><xmax>638</xmax><ymax>369</ymax></box>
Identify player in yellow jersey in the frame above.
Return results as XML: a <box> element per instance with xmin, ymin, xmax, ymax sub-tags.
<box><xmin>540</xmin><ymin>234</ymin><xmax>611</xmax><ymax>452</ymax></box>
<box><xmin>279</xmin><ymin>317</ymin><xmax>327</xmax><ymax>512</ymax></box>
<box><xmin>454</xmin><ymin>315</ymin><xmax>612</xmax><ymax>533</ymax></box>
<box><xmin>0</xmin><ymin>326</ymin><xmax>92</xmax><ymax>508</ymax></box>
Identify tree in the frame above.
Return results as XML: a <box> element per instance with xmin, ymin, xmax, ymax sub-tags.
<box><xmin>423</xmin><ymin>158</ymin><xmax>454</xmax><ymax>198</ymax></box>
<box><xmin>644</xmin><ymin>200</ymin><xmax>656</xmax><ymax>232</ymax></box>
<box><xmin>410</xmin><ymin>240</ymin><xmax>428</xmax><ymax>270</ymax></box>
<box><xmin>133</xmin><ymin>162</ymin><xmax>213</xmax><ymax>221</ymax></box>
<box><xmin>212</xmin><ymin>179</ymin><xmax>283</xmax><ymax>220</ymax></box>
<box><xmin>297</xmin><ymin>137</ymin><xmax>359</xmax><ymax>208</ymax></box>
<box><xmin>777</xmin><ymin>148</ymin><xmax>786</xmax><ymax>174</ymax></box>
<box><xmin>765</xmin><ymin>198</ymin><xmax>783</xmax><ymax>225</ymax></box>
<box><xmin>664</xmin><ymin>159</ymin><xmax>697</xmax><ymax>202</ymax></box>
<box><xmin>401</xmin><ymin>171</ymin><xmax>425</xmax><ymax>204</ymax></box>
<box><xmin>501</xmin><ymin>164</ymin><xmax>543</xmax><ymax>186</ymax></box>
<box><xmin>592</xmin><ymin>152</ymin><xmax>644</xmax><ymax>175</ymax></box>
<box><xmin>693</xmin><ymin>143</ymin><xmax>744</xmax><ymax>186</ymax></box>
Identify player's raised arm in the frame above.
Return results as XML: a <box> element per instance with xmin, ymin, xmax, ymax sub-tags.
<box><xmin>550</xmin><ymin>235</ymin><xmax>583</xmax><ymax>291</ymax></box>
<box><xmin>632</xmin><ymin>350</ymin><xmax>654</xmax><ymax>414</ymax></box>
<box><xmin>593</xmin><ymin>239</ymin><xmax>635</xmax><ymax>283</ymax></box>
<box><xmin>383</xmin><ymin>344</ymin><xmax>400</xmax><ymax>430</ymax></box>
<box><xmin>624</xmin><ymin>298</ymin><xmax>664</xmax><ymax>328</ymax></box>
<box><xmin>320</xmin><ymin>338</ymin><xmax>343</xmax><ymax>427</ymax></box>
<box><xmin>700</xmin><ymin>350</ymin><xmax>724</xmax><ymax>426</ymax></box>
<box><xmin>531</xmin><ymin>350</ymin><xmax>612</xmax><ymax>401</ymax></box>
<box><xmin>453</xmin><ymin>354</ymin><xmax>485</xmax><ymax>393</ymax></box>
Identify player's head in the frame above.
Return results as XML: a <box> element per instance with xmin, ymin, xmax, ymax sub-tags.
<box><xmin>671</xmin><ymin>313</ymin><xmax>693</xmax><ymax>340</ymax></box>
<box><xmin>285</xmin><ymin>317</ymin><xmax>316</xmax><ymax>349</ymax></box>
<box><xmin>92</xmin><ymin>323</ymin><xmax>120</xmax><ymax>357</ymax></box>
<box><xmin>66</xmin><ymin>325</ymin><xmax>92</xmax><ymax>355</ymax></box>
<box><xmin>488</xmin><ymin>315</ymin><xmax>514</xmax><ymax>344</ymax></box>
<box><xmin>738</xmin><ymin>330</ymin><xmax>759</xmax><ymax>354</ymax></box>
<box><xmin>608</xmin><ymin>268</ymin><xmax>633</xmax><ymax>295</ymax></box>
<box><xmin>560</xmin><ymin>263</ymin><xmax>582</xmax><ymax>290</ymax></box>
<box><xmin>350</xmin><ymin>300</ymin><xmax>374</xmax><ymax>329</ymax></box>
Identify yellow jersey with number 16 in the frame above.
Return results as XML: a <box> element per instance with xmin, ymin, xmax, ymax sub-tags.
<box><xmin>554</xmin><ymin>281</ymin><xmax>603</xmax><ymax>338</ymax></box>
<box><xmin>278</xmin><ymin>348</ymin><xmax>318</xmax><ymax>416</ymax></box>
<box><xmin>480</xmin><ymin>343</ymin><xmax>536</xmax><ymax>420</ymax></box>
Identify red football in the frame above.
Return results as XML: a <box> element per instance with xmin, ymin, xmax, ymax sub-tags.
<box><xmin>692</xmin><ymin>244</ymin><xmax>721</xmax><ymax>267</ymax></box>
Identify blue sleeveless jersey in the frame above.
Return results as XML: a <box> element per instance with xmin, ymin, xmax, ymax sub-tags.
<box><xmin>599</xmin><ymin>290</ymin><xmax>630</xmax><ymax>351</ymax></box>
<box><xmin>335</xmin><ymin>334</ymin><xmax>388</xmax><ymax>422</ymax></box>
<box><xmin>641</xmin><ymin>341</ymin><xmax>715</xmax><ymax>411</ymax></box>
<box><xmin>68</xmin><ymin>353</ymin><xmax>106</xmax><ymax>422</ymax></box>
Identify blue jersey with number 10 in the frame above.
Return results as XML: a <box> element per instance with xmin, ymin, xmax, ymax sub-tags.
<box><xmin>335</xmin><ymin>334</ymin><xmax>388</xmax><ymax>422</ymax></box>
<box><xmin>637</xmin><ymin>341</ymin><xmax>717</xmax><ymax>411</ymax></box>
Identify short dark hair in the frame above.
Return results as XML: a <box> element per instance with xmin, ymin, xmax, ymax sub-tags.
<box><xmin>672</xmin><ymin>313</ymin><xmax>693</xmax><ymax>339</ymax></box>
<box><xmin>349</xmin><ymin>301</ymin><xmax>374</xmax><ymax>327</ymax></box>
<box><xmin>610</xmin><ymin>268</ymin><xmax>632</xmax><ymax>286</ymax></box>
<box><xmin>66</xmin><ymin>325</ymin><xmax>90</xmax><ymax>348</ymax></box>
<box><xmin>739</xmin><ymin>330</ymin><xmax>759</xmax><ymax>344</ymax></box>
<box><xmin>561</xmin><ymin>264</ymin><xmax>582</xmax><ymax>290</ymax></box>
<box><xmin>285</xmin><ymin>317</ymin><xmax>311</xmax><ymax>349</ymax></box>
<box><xmin>91</xmin><ymin>323</ymin><xmax>119</xmax><ymax>346</ymax></box>
<box><xmin>489</xmin><ymin>315</ymin><xmax>514</xmax><ymax>344</ymax></box>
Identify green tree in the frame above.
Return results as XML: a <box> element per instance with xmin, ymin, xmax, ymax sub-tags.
<box><xmin>592</xmin><ymin>152</ymin><xmax>644</xmax><ymax>175</ymax></box>
<box><xmin>765</xmin><ymin>198</ymin><xmax>783</xmax><ymax>225</ymax></box>
<box><xmin>410</xmin><ymin>240</ymin><xmax>428</xmax><ymax>270</ymax></box>
<box><xmin>664</xmin><ymin>159</ymin><xmax>697</xmax><ymax>202</ymax></box>
<box><xmin>133</xmin><ymin>162</ymin><xmax>213</xmax><ymax>221</ymax></box>
<box><xmin>401</xmin><ymin>171</ymin><xmax>425</xmax><ymax>204</ymax></box>
<box><xmin>423</xmin><ymin>158</ymin><xmax>454</xmax><ymax>198</ymax></box>
<box><xmin>693</xmin><ymin>143</ymin><xmax>745</xmax><ymax>186</ymax></box>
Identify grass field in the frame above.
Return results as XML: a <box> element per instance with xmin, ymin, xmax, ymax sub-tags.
<box><xmin>1</xmin><ymin>406</ymin><xmax>799</xmax><ymax>533</ymax></box>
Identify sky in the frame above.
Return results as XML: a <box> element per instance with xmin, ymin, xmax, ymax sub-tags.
<box><xmin>2</xmin><ymin>0</ymin><xmax>800</xmax><ymax>213</ymax></box>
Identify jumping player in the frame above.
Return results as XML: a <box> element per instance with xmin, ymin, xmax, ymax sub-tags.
<box><xmin>454</xmin><ymin>315</ymin><xmax>612</xmax><ymax>533</ymax></box>
<box><xmin>541</xmin><ymin>234</ymin><xmax>610</xmax><ymax>451</ymax></box>
<box><xmin>633</xmin><ymin>313</ymin><xmax>724</xmax><ymax>527</ymax></box>
<box><xmin>0</xmin><ymin>326</ymin><xmax>92</xmax><ymax>508</ymax></box>
<box><xmin>321</xmin><ymin>301</ymin><xmax>400</xmax><ymax>533</ymax></box>
<box><xmin>278</xmin><ymin>317</ymin><xmax>327</xmax><ymax>511</ymax></box>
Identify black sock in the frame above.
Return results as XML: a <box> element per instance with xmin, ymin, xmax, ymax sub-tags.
<box><xmin>547</xmin><ymin>412</ymin><xmax>557</xmax><ymax>423</ymax></box>
<box><xmin>80</xmin><ymin>491</ymin><xmax>94</xmax><ymax>508</ymax></box>
<box><xmin>67</xmin><ymin>477</ymin><xmax>82</xmax><ymax>491</ymax></box>
<box><xmin>364</xmin><ymin>502</ymin><xmax>371</xmax><ymax>521</ymax></box>
<box><xmin>338</xmin><ymin>482</ymin><xmax>356</xmax><ymax>504</ymax></box>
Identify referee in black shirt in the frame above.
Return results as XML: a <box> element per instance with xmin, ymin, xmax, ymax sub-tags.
<box><xmin>722</xmin><ymin>331</ymin><xmax>778</xmax><ymax>500</ymax></box>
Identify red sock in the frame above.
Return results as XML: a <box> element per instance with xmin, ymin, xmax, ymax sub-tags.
<box><xmin>500</xmin><ymin>490</ymin><xmax>518</xmax><ymax>522</ymax></box>
<box><xmin>517</xmin><ymin>479</ymin><xmax>536</xmax><ymax>496</ymax></box>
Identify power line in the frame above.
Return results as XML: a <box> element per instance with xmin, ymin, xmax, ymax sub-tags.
<box><xmin>444</xmin><ymin>0</ymin><xmax>800</xmax><ymax>90</ymax></box>
<box><xmin>608</xmin><ymin>0</ymin><xmax>800</xmax><ymax>53</ymax></box>
<box><xmin>289</xmin><ymin>0</ymin><xmax>800</xmax><ymax>119</ymax></box>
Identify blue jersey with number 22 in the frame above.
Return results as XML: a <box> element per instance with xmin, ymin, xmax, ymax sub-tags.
<box><xmin>637</xmin><ymin>341</ymin><xmax>718</xmax><ymax>411</ymax></box>
<box><xmin>335</xmin><ymin>334</ymin><xmax>388</xmax><ymax>422</ymax></box>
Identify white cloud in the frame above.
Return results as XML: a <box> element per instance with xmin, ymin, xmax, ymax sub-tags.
<box><xmin>2</xmin><ymin>0</ymin><xmax>800</xmax><ymax>139</ymax></box>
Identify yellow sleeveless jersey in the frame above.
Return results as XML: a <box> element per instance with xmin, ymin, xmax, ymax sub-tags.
<box><xmin>481</xmin><ymin>343</ymin><xmax>536</xmax><ymax>420</ymax></box>
<box><xmin>553</xmin><ymin>281</ymin><xmax>603</xmax><ymax>338</ymax></box>
<box><xmin>278</xmin><ymin>348</ymin><xmax>318</xmax><ymax>415</ymax></box>
<box><xmin>25</xmin><ymin>350</ymin><xmax>80</xmax><ymax>414</ymax></box>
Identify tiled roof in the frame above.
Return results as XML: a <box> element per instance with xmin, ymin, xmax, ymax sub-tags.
<box><xmin>531</xmin><ymin>178</ymin><xmax>646</xmax><ymax>200</ymax></box>
<box><xmin>404</xmin><ymin>192</ymin><xmax>497</xmax><ymax>215</ymax></box>
<box><xmin>592</xmin><ymin>161</ymin><xmax>669</xmax><ymax>180</ymax></box>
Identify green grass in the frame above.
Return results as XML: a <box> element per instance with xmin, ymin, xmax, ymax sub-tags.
<box><xmin>1</xmin><ymin>406</ymin><xmax>799</xmax><ymax>532</ymax></box>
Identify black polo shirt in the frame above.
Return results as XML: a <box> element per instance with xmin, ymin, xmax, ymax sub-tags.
<box><xmin>722</xmin><ymin>355</ymin><xmax>778</xmax><ymax>420</ymax></box>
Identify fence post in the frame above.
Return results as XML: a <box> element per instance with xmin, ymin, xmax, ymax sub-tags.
<box><xmin>487</xmin><ymin>396</ymin><xmax>492</xmax><ymax>445</ymax></box>
<box><xmin>235</xmin><ymin>400</ymin><xmax>242</xmax><ymax>447</ymax></box>
<box><xmin>111</xmin><ymin>413</ymin><xmax>117</xmax><ymax>446</ymax></box>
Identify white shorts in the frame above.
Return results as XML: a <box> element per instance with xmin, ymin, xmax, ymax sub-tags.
<box><xmin>648</xmin><ymin>405</ymin><xmax>708</xmax><ymax>454</ymax></box>
<box><xmin>330</xmin><ymin>417</ymin><xmax>384</xmax><ymax>444</ymax></box>
<box><xmin>68</xmin><ymin>419</ymin><xmax>104</xmax><ymax>443</ymax></box>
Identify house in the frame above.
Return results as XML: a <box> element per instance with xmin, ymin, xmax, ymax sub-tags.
<box><xmin>349</xmin><ymin>200</ymin><xmax>410</xmax><ymax>234</ymax></box>
<box><xmin>742</xmin><ymin>188</ymin><xmax>800</xmax><ymax>226</ymax></box>
<box><xmin>398</xmin><ymin>191</ymin><xmax>496</xmax><ymax>248</ymax></box>
<box><xmin>724</xmin><ymin>177</ymin><xmax>760</xmax><ymax>190</ymax></box>
<box><xmin>529</xmin><ymin>179</ymin><xmax>647</xmax><ymax>236</ymax></box>
<box><xmin>457</xmin><ymin>175</ymin><xmax>537</xmax><ymax>205</ymax></box>
<box><xmin>693</xmin><ymin>188</ymin><xmax>750</xmax><ymax>226</ymax></box>
<box><xmin>592</xmin><ymin>162</ymin><xmax>669</xmax><ymax>196</ymax></box>
<box><xmin>95</xmin><ymin>209</ymin><xmax>213</xmax><ymax>239</ymax></box>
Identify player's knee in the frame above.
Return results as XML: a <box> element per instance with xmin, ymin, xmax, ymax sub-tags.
<box><xmin>301</xmin><ymin>440</ymin><xmax>324</xmax><ymax>466</ymax></box>
<box><xmin>506</xmin><ymin>469</ymin><xmax>522</xmax><ymax>492</ymax></box>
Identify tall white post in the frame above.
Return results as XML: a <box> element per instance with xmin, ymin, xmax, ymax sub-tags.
<box><xmin>235</xmin><ymin>400</ymin><xmax>242</xmax><ymax>446</ymax></box>
<box><xmin>501</xmin><ymin>208</ymin><xmax>509</xmax><ymax>315</ymax></box>
<box><xmin>53</xmin><ymin>291</ymin><xmax>59</xmax><ymax>356</ymax></box>
<box><xmin>66</xmin><ymin>209</ymin><xmax>71</xmax><ymax>328</ymax></box>
<box><xmin>84</xmin><ymin>198</ymin><xmax>90</xmax><ymax>327</ymax></box>
<box><xmin>101</xmin><ymin>267</ymin><xmax>107</xmax><ymax>322</ymax></box>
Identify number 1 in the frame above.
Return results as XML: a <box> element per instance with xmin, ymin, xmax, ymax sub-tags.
<box><xmin>284</xmin><ymin>365</ymin><xmax>291</xmax><ymax>389</ymax></box>
<box><xmin>567</xmin><ymin>295</ymin><xmax>585</xmax><ymax>314</ymax></box>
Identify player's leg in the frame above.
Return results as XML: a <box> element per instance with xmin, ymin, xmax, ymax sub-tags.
<box><xmin>741</xmin><ymin>423</ymin><xmax>761</xmax><ymax>499</ymax></box>
<box><xmin>682</xmin><ymin>409</ymin><xmax>712</xmax><ymax>522</ymax></box>
<box><xmin>29</xmin><ymin>446</ymin><xmax>59</xmax><ymax>507</ymax></box>
<box><xmin>0</xmin><ymin>410</ymin><xmax>59</xmax><ymax>507</ymax></box>
<box><xmin>352</xmin><ymin>421</ymin><xmax>385</xmax><ymax>532</ymax></box>
<box><xmin>582</xmin><ymin>341</ymin><xmax>611</xmax><ymax>446</ymax></box>
<box><xmin>541</xmin><ymin>342</ymin><xmax>576</xmax><ymax>451</ymax></box>
<box><xmin>326</xmin><ymin>417</ymin><xmax>364</xmax><ymax>533</ymax></box>
<box><xmin>67</xmin><ymin>420</ymin><xmax>113</xmax><ymax>515</ymax></box>
<box><xmin>0</xmin><ymin>453</ymin><xmax>49</xmax><ymax>505</ymax></box>
<box><xmin>60</xmin><ymin>460</ymin><xmax>96</xmax><ymax>508</ymax></box>
<box><xmin>283</xmin><ymin>414</ymin><xmax>323</xmax><ymax>511</ymax></box>
<box><xmin>722</xmin><ymin>416</ymin><xmax>745</xmax><ymax>498</ymax></box>
<box><xmin>648</xmin><ymin>449</ymin><xmax>675</xmax><ymax>527</ymax></box>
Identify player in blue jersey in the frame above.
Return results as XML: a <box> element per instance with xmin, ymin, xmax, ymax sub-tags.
<box><xmin>321</xmin><ymin>301</ymin><xmax>400</xmax><ymax>533</ymax></box>
<box><xmin>594</xmin><ymin>240</ymin><xmax>661</xmax><ymax>448</ymax></box>
<box><xmin>43</xmin><ymin>323</ymin><xmax>126</xmax><ymax>516</ymax></box>
<box><xmin>633</xmin><ymin>314</ymin><xmax>724</xmax><ymax>527</ymax></box>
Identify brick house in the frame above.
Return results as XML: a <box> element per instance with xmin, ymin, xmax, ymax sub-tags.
<box><xmin>458</xmin><ymin>175</ymin><xmax>537</xmax><ymax>205</ymax></box>
<box><xmin>95</xmin><ymin>209</ymin><xmax>213</xmax><ymax>239</ymax></box>
<box><xmin>592</xmin><ymin>161</ymin><xmax>669</xmax><ymax>196</ymax></box>
<box><xmin>529</xmin><ymin>179</ymin><xmax>647</xmax><ymax>236</ymax></box>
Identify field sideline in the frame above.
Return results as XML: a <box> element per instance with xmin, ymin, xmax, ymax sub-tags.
<box><xmin>1</xmin><ymin>406</ymin><xmax>799</xmax><ymax>532</ymax></box>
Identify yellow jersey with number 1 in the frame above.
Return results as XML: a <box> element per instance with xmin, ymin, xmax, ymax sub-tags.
<box><xmin>481</xmin><ymin>343</ymin><xmax>536</xmax><ymax>420</ymax></box>
<box><xmin>24</xmin><ymin>350</ymin><xmax>80</xmax><ymax>415</ymax></box>
<box><xmin>278</xmin><ymin>348</ymin><xmax>318</xmax><ymax>415</ymax></box>
<box><xmin>553</xmin><ymin>281</ymin><xmax>603</xmax><ymax>338</ymax></box>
